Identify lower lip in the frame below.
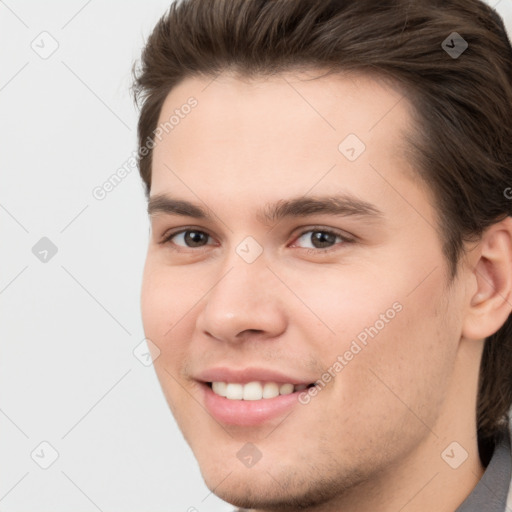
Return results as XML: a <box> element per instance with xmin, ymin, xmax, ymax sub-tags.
<box><xmin>202</xmin><ymin>384</ymin><xmax>303</xmax><ymax>426</ymax></box>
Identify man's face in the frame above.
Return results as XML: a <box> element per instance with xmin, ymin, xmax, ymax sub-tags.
<box><xmin>141</xmin><ymin>71</ymin><xmax>468</xmax><ymax>508</ymax></box>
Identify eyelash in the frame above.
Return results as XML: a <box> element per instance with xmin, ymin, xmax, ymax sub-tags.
<box><xmin>294</xmin><ymin>227</ymin><xmax>354</xmax><ymax>254</ymax></box>
<box><xmin>159</xmin><ymin>226</ymin><xmax>354</xmax><ymax>255</ymax></box>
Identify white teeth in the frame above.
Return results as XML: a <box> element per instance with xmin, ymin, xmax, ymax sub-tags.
<box><xmin>211</xmin><ymin>381</ymin><xmax>306</xmax><ymax>400</ymax></box>
<box><xmin>212</xmin><ymin>381</ymin><xmax>227</xmax><ymax>397</ymax></box>
<box><xmin>279</xmin><ymin>383</ymin><xmax>294</xmax><ymax>395</ymax></box>
<box><xmin>243</xmin><ymin>381</ymin><xmax>263</xmax><ymax>401</ymax></box>
<box><xmin>262</xmin><ymin>382</ymin><xmax>279</xmax><ymax>399</ymax></box>
<box><xmin>225</xmin><ymin>383</ymin><xmax>244</xmax><ymax>400</ymax></box>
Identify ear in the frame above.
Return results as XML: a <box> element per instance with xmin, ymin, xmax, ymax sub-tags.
<box><xmin>462</xmin><ymin>216</ymin><xmax>512</xmax><ymax>341</ymax></box>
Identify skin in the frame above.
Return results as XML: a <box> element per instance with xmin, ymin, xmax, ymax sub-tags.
<box><xmin>141</xmin><ymin>70</ymin><xmax>512</xmax><ymax>512</ymax></box>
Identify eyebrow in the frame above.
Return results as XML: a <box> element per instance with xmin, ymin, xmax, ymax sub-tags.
<box><xmin>147</xmin><ymin>193</ymin><xmax>385</xmax><ymax>225</ymax></box>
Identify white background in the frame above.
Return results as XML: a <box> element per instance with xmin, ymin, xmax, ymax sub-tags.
<box><xmin>1</xmin><ymin>1</ymin><xmax>511</xmax><ymax>511</ymax></box>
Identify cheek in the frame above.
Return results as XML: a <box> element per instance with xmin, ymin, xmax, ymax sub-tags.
<box><xmin>141</xmin><ymin>264</ymin><xmax>191</xmax><ymax>416</ymax></box>
<box><xmin>278</xmin><ymin>263</ymin><xmax>406</xmax><ymax>353</ymax></box>
<box><xmin>141</xmin><ymin>258</ymin><xmax>194</xmax><ymax>336</ymax></box>
<box><xmin>289</xmin><ymin>259</ymin><xmax>458</xmax><ymax>423</ymax></box>
<box><xmin>330</xmin><ymin>277</ymin><xmax>457</xmax><ymax>439</ymax></box>
<box><xmin>140</xmin><ymin>259</ymin><xmax>193</xmax><ymax>378</ymax></box>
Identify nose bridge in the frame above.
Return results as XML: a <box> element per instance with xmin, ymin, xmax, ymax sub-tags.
<box><xmin>196</xmin><ymin>248</ymin><xmax>286</xmax><ymax>342</ymax></box>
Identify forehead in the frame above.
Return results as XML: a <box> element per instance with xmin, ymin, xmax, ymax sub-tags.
<box><xmin>154</xmin><ymin>70</ymin><xmax>411</xmax><ymax>155</ymax></box>
<box><xmin>150</xmin><ymin>70</ymin><xmax>432</xmax><ymax>227</ymax></box>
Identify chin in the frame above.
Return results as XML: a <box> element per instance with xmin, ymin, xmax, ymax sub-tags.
<box><xmin>200</xmin><ymin>469</ymin><xmax>348</xmax><ymax>512</ymax></box>
<box><xmin>203</xmin><ymin>471</ymin><xmax>295</xmax><ymax>510</ymax></box>
<box><xmin>194</xmin><ymin>446</ymin><xmax>365</xmax><ymax>512</ymax></box>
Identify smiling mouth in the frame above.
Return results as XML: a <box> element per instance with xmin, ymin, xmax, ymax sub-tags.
<box><xmin>208</xmin><ymin>381</ymin><xmax>316</xmax><ymax>400</ymax></box>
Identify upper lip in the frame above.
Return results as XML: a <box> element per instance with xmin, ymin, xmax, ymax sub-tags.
<box><xmin>195</xmin><ymin>367</ymin><xmax>315</xmax><ymax>385</ymax></box>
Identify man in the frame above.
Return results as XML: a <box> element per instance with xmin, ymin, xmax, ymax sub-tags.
<box><xmin>132</xmin><ymin>0</ymin><xmax>512</xmax><ymax>510</ymax></box>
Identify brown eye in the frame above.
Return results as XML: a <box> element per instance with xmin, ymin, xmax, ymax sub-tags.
<box><xmin>164</xmin><ymin>230</ymin><xmax>212</xmax><ymax>248</ymax></box>
<box><xmin>295</xmin><ymin>229</ymin><xmax>344</xmax><ymax>250</ymax></box>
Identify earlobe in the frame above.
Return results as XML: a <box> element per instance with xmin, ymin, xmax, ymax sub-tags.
<box><xmin>462</xmin><ymin>216</ymin><xmax>512</xmax><ymax>341</ymax></box>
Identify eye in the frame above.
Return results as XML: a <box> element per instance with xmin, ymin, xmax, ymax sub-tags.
<box><xmin>159</xmin><ymin>226</ymin><xmax>352</xmax><ymax>254</ymax></box>
<box><xmin>161</xmin><ymin>229</ymin><xmax>214</xmax><ymax>248</ymax></box>
<box><xmin>292</xmin><ymin>228</ymin><xmax>351</xmax><ymax>252</ymax></box>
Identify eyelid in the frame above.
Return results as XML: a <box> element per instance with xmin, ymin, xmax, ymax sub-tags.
<box><xmin>158</xmin><ymin>226</ymin><xmax>217</xmax><ymax>247</ymax></box>
<box><xmin>290</xmin><ymin>226</ymin><xmax>355</xmax><ymax>247</ymax></box>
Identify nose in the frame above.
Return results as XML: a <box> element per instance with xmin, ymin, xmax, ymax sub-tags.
<box><xmin>195</xmin><ymin>259</ymin><xmax>287</xmax><ymax>344</ymax></box>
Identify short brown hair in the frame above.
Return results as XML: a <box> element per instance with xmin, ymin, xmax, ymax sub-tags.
<box><xmin>132</xmin><ymin>0</ymin><xmax>512</xmax><ymax>454</ymax></box>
